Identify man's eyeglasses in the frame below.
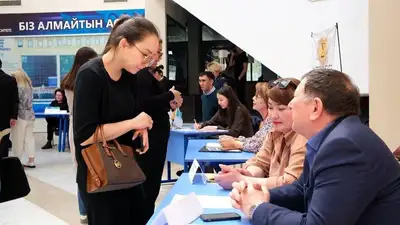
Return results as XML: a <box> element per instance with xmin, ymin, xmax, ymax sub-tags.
<box><xmin>268</xmin><ymin>79</ymin><xmax>297</xmax><ymax>89</ymax></box>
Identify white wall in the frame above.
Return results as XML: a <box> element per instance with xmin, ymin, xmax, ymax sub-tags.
<box><xmin>0</xmin><ymin>0</ymin><xmax>145</xmax><ymax>13</ymax></box>
<box><xmin>173</xmin><ymin>0</ymin><xmax>369</xmax><ymax>94</ymax></box>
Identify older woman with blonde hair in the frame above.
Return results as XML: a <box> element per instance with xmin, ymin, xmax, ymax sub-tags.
<box><xmin>207</xmin><ymin>61</ymin><xmax>226</xmax><ymax>90</ymax></box>
<box><xmin>219</xmin><ymin>82</ymin><xmax>273</xmax><ymax>153</ymax></box>
<box><xmin>10</xmin><ymin>69</ymin><xmax>36</xmax><ymax>168</ymax></box>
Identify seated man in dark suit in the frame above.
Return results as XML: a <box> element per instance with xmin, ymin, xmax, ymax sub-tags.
<box><xmin>230</xmin><ymin>69</ymin><xmax>400</xmax><ymax>225</ymax></box>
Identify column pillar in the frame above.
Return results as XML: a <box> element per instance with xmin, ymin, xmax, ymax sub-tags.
<box><xmin>145</xmin><ymin>0</ymin><xmax>167</xmax><ymax>69</ymax></box>
<box><xmin>369</xmin><ymin>0</ymin><xmax>400</xmax><ymax>151</ymax></box>
<box><xmin>187</xmin><ymin>14</ymin><xmax>202</xmax><ymax>95</ymax></box>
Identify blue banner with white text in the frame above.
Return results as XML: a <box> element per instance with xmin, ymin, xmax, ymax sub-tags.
<box><xmin>0</xmin><ymin>9</ymin><xmax>144</xmax><ymax>36</ymax></box>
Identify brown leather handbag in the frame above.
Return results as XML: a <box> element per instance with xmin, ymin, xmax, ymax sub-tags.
<box><xmin>81</xmin><ymin>126</ymin><xmax>146</xmax><ymax>193</ymax></box>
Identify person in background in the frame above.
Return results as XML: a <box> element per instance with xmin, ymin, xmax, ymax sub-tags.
<box><xmin>0</xmin><ymin>59</ymin><xmax>18</xmax><ymax>159</ymax></box>
<box><xmin>10</xmin><ymin>69</ymin><xmax>35</xmax><ymax>168</ymax></box>
<box><xmin>231</xmin><ymin>70</ymin><xmax>400</xmax><ymax>225</ymax></box>
<box><xmin>219</xmin><ymin>82</ymin><xmax>273</xmax><ymax>153</ymax></box>
<box><xmin>195</xmin><ymin>84</ymin><xmax>253</xmax><ymax>138</ymax></box>
<box><xmin>198</xmin><ymin>71</ymin><xmax>219</xmax><ymax>122</ymax></box>
<box><xmin>227</xmin><ymin>46</ymin><xmax>248</xmax><ymax>105</ymax></box>
<box><xmin>41</xmin><ymin>88</ymin><xmax>68</xmax><ymax>149</ymax></box>
<box><xmin>152</xmin><ymin>65</ymin><xmax>171</xmax><ymax>92</ymax></box>
<box><xmin>61</xmin><ymin>46</ymin><xmax>98</xmax><ymax>224</ymax></box>
<box><xmin>216</xmin><ymin>78</ymin><xmax>306</xmax><ymax>190</ymax></box>
<box><xmin>74</xmin><ymin>15</ymin><xmax>158</xmax><ymax>225</ymax></box>
<box><xmin>134</xmin><ymin>39</ymin><xmax>183</xmax><ymax>215</ymax></box>
<box><xmin>207</xmin><ymin>61</ymin><xmax>226</xmax><ymax>90</ymax></box>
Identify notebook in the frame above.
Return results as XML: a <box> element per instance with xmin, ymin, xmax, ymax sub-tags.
<box><xmin>199</xmin><ymin>142</ymin><xmax>241</xmax><ymax>153</ymax></box>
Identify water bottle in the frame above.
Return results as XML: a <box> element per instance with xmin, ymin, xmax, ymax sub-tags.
<box><xmin>173</xmin><ymin>108</ymin><xmax>183</xmax><ymax>128</ymax></box>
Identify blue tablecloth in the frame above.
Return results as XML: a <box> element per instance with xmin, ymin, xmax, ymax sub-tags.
<box><xmin>148</xmin><ymin>173</ymin><xmax>251</xmax><ymax>225</ymax></box>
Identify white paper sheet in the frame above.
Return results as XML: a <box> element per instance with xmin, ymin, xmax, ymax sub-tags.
<box><xmin>205</xmin><ymin>142</ymin><xmax>222</xmax><ymax>148</ymax></box>
<box><xmin>151</xmin><ymin>193</ymin><xmax>203</xmax><ymax>225</ymax></box>
<box><xmin>164</xmin><ymin>192</ymin><xmax>203</xmax><ymax>225</ymax></box>
<box><xmin>172</xmin><ymin>194</ymin><xmax>233</xmax><ymax>209</ymax></box>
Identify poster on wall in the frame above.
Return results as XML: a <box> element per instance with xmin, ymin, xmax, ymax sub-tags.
<box><xmin>0</xmin><ymin>9</ymin><xmax>144</xmax><ymax>100</ymax></box>
<box><xmin>310</xmin><ymin>24</ymin><xmax>342</xmax><ymax>71</ymax></box>
<box><xmin>0</xmin><ymin>38</ymin><xmax>20</xmax><ymax>74</ymax></box>
<box><xmin>0</xmin><ymin>9</ymin><xmax>144</xmax><ymax>36</ymax></box>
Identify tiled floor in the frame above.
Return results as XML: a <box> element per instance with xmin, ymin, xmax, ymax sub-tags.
<box><xmin>0</xmin><ymin>119</ymin><xmax>182</xmax><ymax>225</ymax></box>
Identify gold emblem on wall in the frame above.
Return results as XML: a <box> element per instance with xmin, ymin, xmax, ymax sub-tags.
<box><xmin>317</xmin><ymin>37</ymin><xmax>328</xmax><ymax>66</ymax></box>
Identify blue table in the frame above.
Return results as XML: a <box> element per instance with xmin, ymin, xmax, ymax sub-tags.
<box><xmin>164</xmin><ymin>128</ymin><xmax>228</xmax><ymax>183</ymax></box>
<box><xmin>148</xmin><ymin>173</ymin><xmax>250</xmax><ymax>225</ymax></box>
<box><xmin>185</xmin><ymin>139</ymin><xmax>255</xmax><ymax>171</ymax></box>
<box><xmin>35</xmin><ymin>112</ymin><xmax>69</xmax><ymax>152</ymax></box>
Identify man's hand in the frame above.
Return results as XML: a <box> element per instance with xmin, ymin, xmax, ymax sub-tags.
<box><xmin>230</xmin><ymin>180</ymin><xmax>270</xmax><ymax>217</ymax></box>
<box><xmin>10</xmin><ymin>119</ymin><xmax>17</xmax><ymax>127</ymax></box>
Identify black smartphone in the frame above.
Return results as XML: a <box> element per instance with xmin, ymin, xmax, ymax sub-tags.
<box><xmin>200</xmin><ymin>212</ymin><xmax>241</xmax><ymax>222</ymax></box>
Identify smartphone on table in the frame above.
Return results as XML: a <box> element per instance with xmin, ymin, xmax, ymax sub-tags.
<box><xmin>200</xmin><ymin>212</ymin><xmax>241</xmax><ymax>222</ymax></box>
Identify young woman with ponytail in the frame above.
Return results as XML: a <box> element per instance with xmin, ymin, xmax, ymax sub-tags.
<box><xmin>73</xmin><ymin>15</ymin><xmax>159</xmax><ymax>225</ymax></box>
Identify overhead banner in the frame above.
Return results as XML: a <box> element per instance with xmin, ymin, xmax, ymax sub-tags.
<box><xmin>311</xmin><ymin>25</ymin><xmax>339</xmax><ymax>70</ymax></box>
<box><xmin>0</xmin><ymin>9</ymin><xmax>144</xmax><ymax>37</ymax></box>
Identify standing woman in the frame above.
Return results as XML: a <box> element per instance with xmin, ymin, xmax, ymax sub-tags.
<box><xmin>60</xmin><ymin>46</ymin><xmax>97</xmax><ymax>224</ymax></box>
<box><xmin>73</xmin><ymin>15</ymin><xmax>158</xmax><ymax>225</ymax></box>
<box><xmin>10</xmin><ymin>69</ymin><xmax>35</xmax><ymax>167</ymax></box>
<box><xmin>134</xmin><ymin>40</ymin><xmax>183</xmax><ymax>214</ymax></box>
<box><xmin>152</xmin><ymin>65</ymin><xmax>171</xmax><ymax>92</ymax></box>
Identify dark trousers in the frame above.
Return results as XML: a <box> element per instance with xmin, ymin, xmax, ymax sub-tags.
<box><xmin>0</xmin><ymin>121</ymin><xmax>10</xmax><ymax>159</ymax></box>
<box><xmin>137</xmin><ymin>123</ymin><xmax>170</xmax><ymax>214</ymax></box>
<box><xmin>79</xmin><ymin>184</ymin><xmax>152</xmax><ymax>225</ymax></box>
<box><xmin>0</xmin><ymin>134</ymin><xmax>9</xmax><ymax>158</ymax></box>
<box><xmin>45</xmin><ymin>117</ymin><xmax>59</xmax><ymax>141</ymax></box>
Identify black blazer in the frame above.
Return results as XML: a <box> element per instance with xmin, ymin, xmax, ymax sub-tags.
<box><xmin>134</xmin><ymin>68</ymin><xmax>174</xmax><ymax>131</ymax></box>
<box><xmin>0</xmin><ymin>70</ymin><xmax>18</xmax><ymax>127</ymax></box>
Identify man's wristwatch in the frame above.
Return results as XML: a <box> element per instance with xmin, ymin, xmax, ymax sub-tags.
<box><xmin>248</xmin><ymin>203</ymin><xmax>262</xmax><ymax>220</ymax></box>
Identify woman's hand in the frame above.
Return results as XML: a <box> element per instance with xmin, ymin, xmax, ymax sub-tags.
<box><xmin>201</xmin><ymin>126</ymin><xmax>218</xmax><ymax>131</ymax></box>
<box><xmin>194</xmin><ymin>122</ymin><xmax>202</xmax><ymax>130</ymax></box>
<box><xmin>131</xmin><ymin>112</ymin><xmax>153</xmax><ymax>130</ymax></box>
<box><xmin>132</xmin><ymin>129</ymin><xmax>149</xmax><ymax>154</ymax></box>
<box><xmin>170</xmin><ymin>86</ymin><xmax>183</xmax><ymax>102</ymax></box>
<box><xmin>219</xmin><ymin>136</ymin><xmax>237</xmax><ymax>149</ymax></box>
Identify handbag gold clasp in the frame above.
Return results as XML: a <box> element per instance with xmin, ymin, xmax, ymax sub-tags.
<box><xmin>113</xmin><ymin>160</ymin><xmax>122</xmax><ymax>169</ymax></box>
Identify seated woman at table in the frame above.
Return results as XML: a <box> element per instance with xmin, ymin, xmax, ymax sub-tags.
<box><xmin>215</xmin><ymin>78</ymin><xmax>307</xmax><ymax>190</ymax></box>
<box><xmin>218</xmin><ymin>82</ymin><xmax>273</xmax><ymax>152</ymax></box>
<box><xmin>194</xmin><ymin>84</ymin><xmax>253</xmax><ymax>138</ymax></box>
<box><xmin>41</xmin><ymin>88</ymin><xmax>69</xmax><ymax>149</ymax></box>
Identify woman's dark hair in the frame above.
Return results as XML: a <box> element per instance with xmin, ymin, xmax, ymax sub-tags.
<box><xmin>217</xmin><ymin>84</ymin><xmax>251</xmax><ymax>126</ymax></box>
<box><xmin>61</xmin><ymin>47</ymin><xmax>97</xmax><ymax>91</ymax></box>
<box><xmin>103</xmin><ymin>15</ymin><xmax>159</xmax><ymax>54</ymax></box>
<box><xmin>153</xmin><ymin>65</ymin><xmax>164</xmax><ymax>75</ymax></box>
<box><xmin>54</xmin><ymin>88</ymin><xmax>67</xmax><ymax>102</ymax></box>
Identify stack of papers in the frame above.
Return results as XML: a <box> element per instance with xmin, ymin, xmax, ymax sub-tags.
<box><xmin>171</xmin><ymin>194</ymin><xmax>233</xmax><ymax>209</ymax></box>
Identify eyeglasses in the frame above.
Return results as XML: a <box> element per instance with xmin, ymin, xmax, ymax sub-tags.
<box><xmin>133</xmin><ymin>44</ymin><xmax>154</xmax><ymax>66</ymax></box>
<box><xmin>268</xmin><ymin>79</ymin><xmax>297</xmax><ymax>89</ymax></box>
